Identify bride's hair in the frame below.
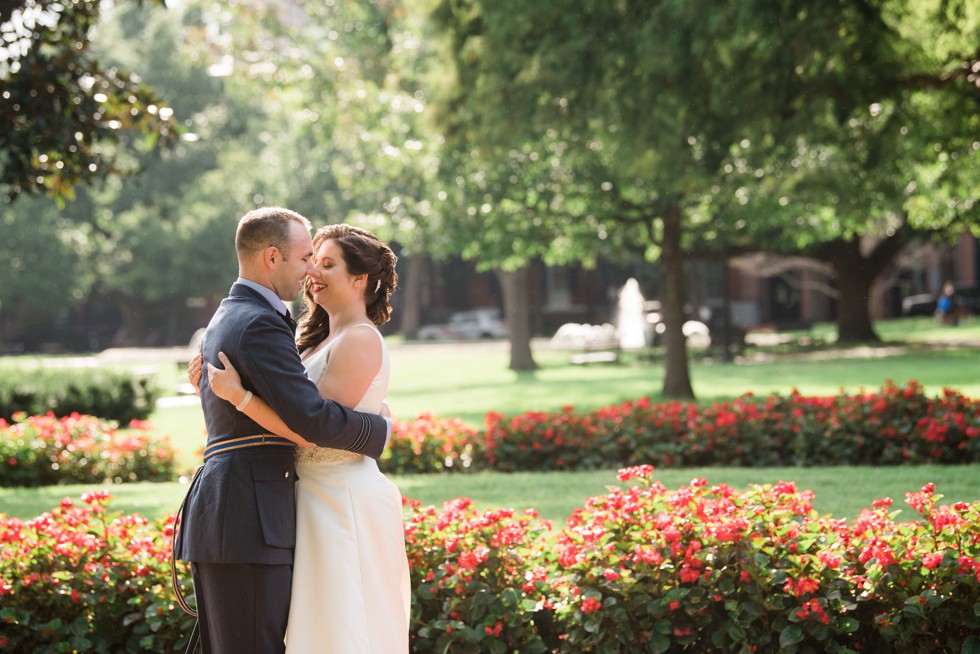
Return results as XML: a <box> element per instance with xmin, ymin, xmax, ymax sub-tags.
<box><xmin>296</xmin><ymin>224</ymin><xmax>398</xmax><ymax>352</ymax></box>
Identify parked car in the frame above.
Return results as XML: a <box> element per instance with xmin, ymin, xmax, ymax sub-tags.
<box><xmin>417</xmin><ymin>309</ymin><xmax>509</xmax><ymax>340</ymax></box>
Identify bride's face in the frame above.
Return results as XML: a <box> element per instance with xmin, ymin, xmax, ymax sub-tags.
<box><xmin>308</xmin><ymin>239</ymin><xmax>363</xmax><ymax>310</ymax></box>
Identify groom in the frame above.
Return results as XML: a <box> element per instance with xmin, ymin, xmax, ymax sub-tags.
<box><xmin>175</xmin><ymin>207</ymin><xmax>390</xmax><ymax>654</ymax></box>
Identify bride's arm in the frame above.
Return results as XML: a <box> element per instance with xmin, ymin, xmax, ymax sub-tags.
<box><xmin>207</xmin><ymin>352</ymin><xmax>313</xmax><ymax>447</ymax></box>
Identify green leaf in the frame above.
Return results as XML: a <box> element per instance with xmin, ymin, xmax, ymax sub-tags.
<box><xmin>650</xmin><ymin>632</ymin><xmax>671</xmax><ymax>654</ymax></box>
<box><xmin>0</xmin><ymin>607</ymin><xmax>31</xmax><ymax>626</ymax></box>
<box><xmin>779</xmin><ymin>624</ymin><xmax>804</xmax><ymax>648</ymax></box>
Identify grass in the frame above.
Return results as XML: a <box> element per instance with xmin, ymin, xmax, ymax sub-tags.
<box><xmin>2</xmin><ymin>464</ymin><xmax>977</xmax><ymax>525</ymax></box>
<box><xmin>2</xmin><ymin>315</ymin><xmax>978</xmax><ymax>523</ymax></box>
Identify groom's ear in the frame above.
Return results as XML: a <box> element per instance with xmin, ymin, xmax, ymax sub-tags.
<box><xmin>263</xmin><ymin>245</ymin><xmax>280</xmax><ymax>269</ymax></box>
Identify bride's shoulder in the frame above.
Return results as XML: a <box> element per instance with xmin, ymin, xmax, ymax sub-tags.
<box><xmin>336</xmin><ymin>324</ymin><xmax>384</xmax><ymax>349</ymax></box>
<box><xmin>346</xmin><ymin>323</ymin><xmax>383</xmax><ymax>340</ymax></box>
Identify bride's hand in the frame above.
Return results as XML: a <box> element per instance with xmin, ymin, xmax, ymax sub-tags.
<box><xmin>187</xmin><ymin>351</ymin><xmax>203</xmax><ymax>396</ymax></box>
<box><xmin>207</xmin><ymin>351</ymin><xmax>245</xmax><ymax>404</ymax></box>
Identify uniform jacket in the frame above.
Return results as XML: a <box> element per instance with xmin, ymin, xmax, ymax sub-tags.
<box><xmin>175</xmin><ymin>283</ymin><xmax>388</xmax><ymax>564</ymax></box>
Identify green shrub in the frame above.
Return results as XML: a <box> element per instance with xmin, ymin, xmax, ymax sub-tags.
<box><xmin>0</xmin><ymin>413</ymin><xmax>177</xmax><ymax>487</ymax></box>
<box><xmin>0</xmin><ymin>366</ymin><xmax>159</xmax><ymax>423</ymax></box>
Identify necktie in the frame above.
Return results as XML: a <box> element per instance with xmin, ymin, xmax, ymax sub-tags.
<box><xmin>282</xmin><ymin>310</ymin><xmax>297</xmax><ymax>333</ymax></box>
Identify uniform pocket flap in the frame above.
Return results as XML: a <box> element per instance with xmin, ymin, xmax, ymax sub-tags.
<box><xmin>250</xmin><ymin>457</ymin><xmax>293</xmax><ymax>481</ymax></box>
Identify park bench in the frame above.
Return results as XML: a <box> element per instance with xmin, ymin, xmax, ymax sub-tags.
<box><xmin>551</xmin><ymin>322</ymin><xmax>623</xmax><ymax>365</ymax></box>
<box><xmin>569</xmin><ymin>337</ymin><xmax>622</xmax><ymax>365</ymax></box>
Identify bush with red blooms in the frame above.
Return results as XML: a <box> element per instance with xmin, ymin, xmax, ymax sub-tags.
<box><xmin>483</xmin><ymin>381</ymin><xmax>980</xmax><ymax>472</ymax></box>
<box><xmin>0</xmin><ymin>412</ymin><xmax>177</xmax><ymax>487</ymax></box>
<box><xmin>404</xmin><ymin>496</ymin><xmax>553</xmax><ymax>653</ymax></box>
<box><xmin>0</xmin><ymin>491</ymin><xmax>196</xmax><ymax>652</ymax></box>
<box><xmin>2</xmin><ymin>470</ymin><xmax>978</xmax><ymax>652</ymax></box>
<box><xmin>382</xmin><ymin>413</ymin><xmax>485</xmax><ymax>474</ymax></box>
<box><xmin>547</xmin><ymin>465</ymin><xmax>980</xmax><ymax>653</ymax></box>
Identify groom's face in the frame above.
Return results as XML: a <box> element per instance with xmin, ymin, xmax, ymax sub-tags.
<box><xmin>270</xmin><ymin>221</ymin><xmax>315</xmax><ymax>302</ymax></box>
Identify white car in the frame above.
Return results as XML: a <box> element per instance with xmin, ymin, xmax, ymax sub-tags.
<box><xmin>418</xmin><ymin>309</ymin><xmax>509</xmax><ymax>340</ymax></box>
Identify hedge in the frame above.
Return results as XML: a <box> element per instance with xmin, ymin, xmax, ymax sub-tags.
<box><xmin>0</xmin><ymin>366</ymin><xmax>159</xmax><ymax>423</ymax></box>
<box><xmin>2</xmin><ymin>470</ymin><xmax>978</xmax><ymax>653</ymax></box>
<box><xmin>379</xmin><ymin>381</ymin><xmax>980</xmax><ymax>474</ymax></box>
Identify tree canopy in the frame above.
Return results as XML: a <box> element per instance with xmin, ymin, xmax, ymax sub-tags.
<box><xmin>427</xmin><ymin>0</ymin><xmax>979</xmax><ymax>389</ymax></box>
<box><xmin>0</xmin><ymin>0</ymin><xmax>180</xmax><ymax>201</ymax></box>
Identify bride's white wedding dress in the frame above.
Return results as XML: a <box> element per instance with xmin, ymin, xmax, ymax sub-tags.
<box><xmin>285</xmin><ymin>324</ymin><xmax>410</xmax><ymax>653</ymax></box>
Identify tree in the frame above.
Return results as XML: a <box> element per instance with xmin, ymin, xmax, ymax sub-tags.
<box><xmin>427</xmin><ymin>0</ymin><xmax>979</xmax><ymax>394</ymax></box>
<box><xmin>0</xmin><ymin>194</ymin><xmax>93</xmax><ymax>347</ymax></box>
<box><xmin>724</xmin><ymin>0</ymin><xmax>980</xmax><ymax>341</ymax></box>
<box><xmin>431</xmin><ymin>135</ymin><xmax>610</xmax><ymax>370</ymax></box>
<box><xmin>426</xmin><ymin>0</ymin><xmax>844</xmax><ymax>395</ymax></box>
<box><xmin>0</xmin><ymin>0</ymin><xmax>180</xmax><ymax>201</ymax></box>
<box><xmin>180</xmin><ymin>0</ymin><xmax>447</xmax><ymax>339</ymax></box>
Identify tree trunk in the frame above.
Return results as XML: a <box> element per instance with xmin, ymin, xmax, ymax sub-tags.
<box><xmin>398</xmin><ymin>253</ymin><xmax>424</xmax><ymax>338</ymax></box>
<box><xmin>814</xmin><ymin>227</ymin><xmax>915</xmax><ymax>343</ymax></box>
<box><xmin>660</xmin><ymin>203</ymin><xmax>694</xmax><ymax>398</ymax></box>
<box><xmin>496</xmin><ymin>266</ymin><xmax>537</xmax><ymax>371</ymax></box>
<box><xmin>833</xmin><ymin>255</ymin><xmax>880</xmax><ymax>342</ymax></box>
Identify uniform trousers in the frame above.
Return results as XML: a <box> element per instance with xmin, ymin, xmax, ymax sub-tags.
<box><xmin>191</xmin><ymin>561</ymin><xmax>292</xmax><ymax>654</ymax></box>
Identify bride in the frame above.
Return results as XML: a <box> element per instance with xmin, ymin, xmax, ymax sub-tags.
<box><xmin>196</xmin><ymin>223</ymin><xmax>410</xmax><ymax>653</ymax></box>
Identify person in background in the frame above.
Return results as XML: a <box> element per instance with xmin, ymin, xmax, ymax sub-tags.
<box><xmin>936</xmin><ymin>280</ymin><xmax>958</xmax><ymax>326</ymax></box>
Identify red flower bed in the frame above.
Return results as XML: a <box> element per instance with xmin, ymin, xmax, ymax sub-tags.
<box><xmin>2</xmin><ymin>470</ymin><xmax>977</xmax><ymax>652</ymax></box>
<box><xmin>0</xmin><ymin>413</ymin><xmax>177</xmax><ymax>487</ymax></box>
<box><xmin>483</xmin><ymin>381</ymin><xmax>980</xmax><ymax>472</ymax></box>
<box><xmin>404</xmin><ymin>496</ymin><xmax>552</xmax><ymax>653</ymax></box>
<box><xmin>547</xmin><ymin>466</ymin><xmax>980</xmax><ymax>653</ymax></box>
<box><xmin>0</xmin><ymin>492</ymin><xmax>196</xmax><ymax>652</ymax></box>
<box><xmin>382</xmin><ymin>413</ymin><xmax>485</xmax><ymax>474</ymax></box>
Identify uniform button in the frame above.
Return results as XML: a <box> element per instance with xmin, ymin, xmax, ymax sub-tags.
<box><xmin>284</xmin><ymin>471</ymin><xmax>290</xmax><ymax>478</ymax></box>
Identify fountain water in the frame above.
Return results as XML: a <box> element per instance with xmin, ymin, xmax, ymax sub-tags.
<box><xmin>617</xmin><ymin>278</ymin><xmax>647</xmax><ymax>350</ymax></box>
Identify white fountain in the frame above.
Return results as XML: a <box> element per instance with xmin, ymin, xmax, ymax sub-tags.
<box><xmin>617</xmin><ymin>278</ymin><xmax>647</xmax><ymax>350</ymax></box>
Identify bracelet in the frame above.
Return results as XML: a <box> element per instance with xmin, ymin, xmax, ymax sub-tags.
<box><xmin>236</xmin><ymin>390</ymin><xmax>253</xmax><ymax>411</ymax></box>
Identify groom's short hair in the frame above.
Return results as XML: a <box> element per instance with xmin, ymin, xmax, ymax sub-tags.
<box><xmin>235</xmin><ymin>207</ymin><xmax>312</xmax><ymax>259</ymax></box>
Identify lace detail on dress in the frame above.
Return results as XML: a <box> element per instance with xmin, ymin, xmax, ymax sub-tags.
<box><xmin>295</xmin><ymin>446</ymin><xmax>364</xmax><ymax>464</ymax></box>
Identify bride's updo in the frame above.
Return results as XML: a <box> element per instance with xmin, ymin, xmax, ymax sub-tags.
<box><xmin>296</xmin><ymin>224</ymin><xmax>398</xmax><ymax>352</ymax></box>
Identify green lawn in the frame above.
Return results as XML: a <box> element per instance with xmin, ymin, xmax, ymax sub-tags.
<box><xmin>2</xmin><ymin>464</ymin><xmax>976</xmax><ymax>525</ymax></box>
